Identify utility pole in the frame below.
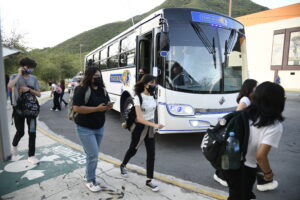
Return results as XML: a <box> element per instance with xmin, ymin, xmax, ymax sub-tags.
<box><xmin>80</xmin><ymin>44</ymin><xmax>83</xmax><ymax>73</ymax></box>
<box><xmin>229</xmin><ymin>0</ymin><xmax>232</xmax><ymax>17</ymax></box>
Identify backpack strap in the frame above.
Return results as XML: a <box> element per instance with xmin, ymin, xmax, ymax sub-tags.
<box><xmin>84</xmin><ymin>87</ymin><xmax>91</xmax><ymax>104</ymax></box>
<box><xmin>137</xmin><ymin>94</ymin><xmax>143</xmax><ymax>105</ymax></box>
<box><xmin>240</xmin><ymin>111</ymin><xmax>250</xmax><ymax>163</ymax></box>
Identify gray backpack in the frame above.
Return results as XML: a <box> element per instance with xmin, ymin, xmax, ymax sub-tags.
<box><xmin>68</xmin><ymin>87</ymin><xmax>91</xmax><ymax>121</ymax></box>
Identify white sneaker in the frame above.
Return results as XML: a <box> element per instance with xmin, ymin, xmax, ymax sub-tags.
<box><xmin>85</xmin><ymin>181</ymin><xmax>101</xmax><ymax>192</ymax></box>
<box><xmin>28</xmin><ymin>156</ymin><xmax>39</xmax><ymax>165</ymax></box>
<box><xmin>83</xmin><ymin>176</ymin><xmax>101</xmax><ymax>185</ymax></box>
<box><xmin>213</xmin><ymin>173</ymin><xmax>228</xmax><ymax>187</ymax></box>
<box><xmin>257</xmin><ymin>180</ymin><xmax>278</xmax><ymax>191</ymax></box>
<box><xmin>11</xmin><ymin>146</ymin><xmax>18</xmax><ymax>156</ymax></box>
<box><xmin>146</xmin><ymin>180</ymin><xmax>160</xmax><ymax>192</ymax></box>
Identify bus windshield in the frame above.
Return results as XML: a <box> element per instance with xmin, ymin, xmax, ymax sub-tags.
<box><xmin>165</xmin><ymin>23</ymin><xmax>244</xmax><ymax>93</ymax></box>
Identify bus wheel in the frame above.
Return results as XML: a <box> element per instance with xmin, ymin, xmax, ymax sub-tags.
<box><xmin>121</xmin><ymin>97</ymin><xmax>134</xmax><ymax>122</ymax></box>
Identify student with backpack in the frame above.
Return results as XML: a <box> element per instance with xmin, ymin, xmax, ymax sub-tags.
<box><xmin>72</xmin><ymin>67</ymin><xmax>112</xmax><ymax>192</ymax></box>
<box><xmin>222</xmin><ymin>82</ymin><xmax>285</xmax><ymax>200</ymax></box>
<box><xmin>214</xmin><ymin>79</ymin><xmax>257</xmax><ymax>186</ymax></box>
<box><xmin>59</xmin><ymin>79</ymin><xmax>68</xmax><ymax>107</ymax></box>
<box><xmin>7</xmin><ymin>57</ymin><xmax>41</xmax><ymax>165</ymax></box>
<box><xmin>120</xmin><ymin>74</ymin><xmax>164</xmax><ymax>192</ymax></box>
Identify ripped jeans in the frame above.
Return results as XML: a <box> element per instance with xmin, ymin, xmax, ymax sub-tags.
<box><xmin>76</xmin><ymin>125</ymin><xmax>104</xmax><ymax>182</ymax></box>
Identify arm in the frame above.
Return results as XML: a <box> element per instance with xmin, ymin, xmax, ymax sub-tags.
<box><xmin>256</xmin><ymin>144</ymin><xmax>274</xmax><ymax>181</ymax></box>
<box><xmin>135</xmin><ymin>106</ymin><xmax>164</xmax><ymax>129</ymax></box>
<box><xmin>7</xmin><ymin>68</ymin><xmax>23</xmax><ymax>89</ymax></box>
<box><xmin>73</xmin><ymin>104</ymin><xmax>107</xmax><ymax>114</ymax></box>
<box><xmin>236</xmin><ymin>102</ymin><xmax>247</xmax><ymax>111</ymax></box>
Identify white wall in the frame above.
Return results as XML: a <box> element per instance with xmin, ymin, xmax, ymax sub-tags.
<box><xmin>245</xmin><ymin>17</ymin><xmax>300</xmax><ymax>90</ymax></box>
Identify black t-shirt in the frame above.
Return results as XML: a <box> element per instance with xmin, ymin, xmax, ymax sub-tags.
<box><xmin>73</xmin><ymin>86</ymin><xmax>110</xmax><ymax>129</ymax></box>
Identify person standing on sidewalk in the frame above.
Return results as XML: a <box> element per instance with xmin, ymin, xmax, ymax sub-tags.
<box><xmin>59</xmin><ymin>79</ymin><xmax>68</xmax><ymax>107</ymax></box>
<box><xmin>7</xmin><ymin>57</ymin><xmax>41</xmax><ymax>165</ymax></box>
<box><xmin>222</xmin><ymin>82</ymin><xmax>285</xmax><ymax>200</ymax></box>
<box><xmin>120</xmin><ymin>74</ymin><xmax>164</xmax><ymax>192</ymax></box>
<box><xmin>72</xmin><ymin>66</ymin><xmax>113</xmax><ymax>192</ymax></box>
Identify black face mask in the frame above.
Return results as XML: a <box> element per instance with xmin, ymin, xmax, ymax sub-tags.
<box><xmin>147</xmin><ymin>85</ymin><xmax>156</xmax><ymax>95</ymax></box>
<box><xmin>93</xmin><ymin>77</ymin><xmax>103</xmax><ymax>86</ymax></box>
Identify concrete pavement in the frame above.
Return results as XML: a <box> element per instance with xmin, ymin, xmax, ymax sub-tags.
<box><xmin>0</xmin><ymin>92</ymin><xmax>228</xmax><ymax>200</ymax></box>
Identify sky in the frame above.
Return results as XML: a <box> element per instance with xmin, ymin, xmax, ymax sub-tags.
<box><xmin>1</xmin><ymin>0</ymin><xmax>299</xmax><ymax>49</ymax></box>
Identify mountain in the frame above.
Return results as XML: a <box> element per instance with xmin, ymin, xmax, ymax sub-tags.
<box><xmin>51</xmin><ymin>0</ymin><xmax>267</xmax><ymax>54</ymax></box>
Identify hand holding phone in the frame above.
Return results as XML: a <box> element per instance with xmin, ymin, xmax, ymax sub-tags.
<box><xmin>106</xmin><ymin>102</ymin><xmax>115</xmax><ymax>110</ymax></box>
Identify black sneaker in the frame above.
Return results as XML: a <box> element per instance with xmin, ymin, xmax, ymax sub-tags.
<box><xmin>120</xmin><ymin>164</ymin><xmax>128</xmax><ymax>177</ymax></box>
<box><xmin>256</xmin><ymin>174</ymin><xmax>278</xmax><ymax>191</ymax></box>
<box><xmin>146</xmin><ymin>180</ymin><xmax>159</xmax><ymax>192</ymax></box>
<box><xmin>213</xmin><ymin>171</ymin><xmax>228</xmax><ymax>187</ymax></box>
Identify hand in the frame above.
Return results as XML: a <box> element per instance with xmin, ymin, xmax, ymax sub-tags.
<box><xmin>97</xmin><ymin>103</ymin><xmax>107</xmax><ymax>112</ymax></box>
<box><xmin>19</xmin><ymin>86</ymin><xmax>30</xmax><ymax>93</ymax></box>
<box><xmin>154</xmin><ymin>124</ymin><xmax>164</xmax><ymax>129</ymax></box>
<box><xmin>18</xmin><ymin>67</ymin><xmax>24</xmax><ymax>75</ymax></box>
<box><xmin>106</xmin><ymin>102</ymin><xmax>114</xmax><ymax>110</ymax></box>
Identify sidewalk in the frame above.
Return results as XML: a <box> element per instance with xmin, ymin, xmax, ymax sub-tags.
<box><xmin>0</xmin><ymin>92</ymin><xmax>228</xmax><ymax>200</ymax></box>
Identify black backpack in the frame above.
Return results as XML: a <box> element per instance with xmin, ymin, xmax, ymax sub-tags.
<box><xmin>200</xmin><ymin>111</ymin><xmax>250</xmax><ymax>170</ymax></box>
<box><xmin>15</xmin><ymin>91</ymin><xmax>40</xmax><ymax>118</ymax></box>
<box><xmin>124</xmin><ymin>94</ymin><xmax>143</xmax><ymax>131</ymax></box>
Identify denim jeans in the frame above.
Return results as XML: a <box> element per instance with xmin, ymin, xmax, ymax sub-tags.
<box><xmin>76</xmin><ymin>125</ymin><xmax>104</xmax><ymax>182</ymax></box>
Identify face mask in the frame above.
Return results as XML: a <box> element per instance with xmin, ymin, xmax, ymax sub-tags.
<box><xmin>25</xmin><ymin>69</ymin><xmax>34</xmax><ymax>74</ymax></box>
<box><xmin>147</xmin><ymin>85</ymin><xmax>156</xmax><ymax>95</ymax></box>
<box><xmin>93</xmin><ymin>77</ymin><xmax>102</xmax><ymax>86</ymax></box>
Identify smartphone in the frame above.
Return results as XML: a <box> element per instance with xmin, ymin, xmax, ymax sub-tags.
<box><xmin>106</xmin><ymin>102</ymin><xmax>115</xmax><ymax>106</ymax></box>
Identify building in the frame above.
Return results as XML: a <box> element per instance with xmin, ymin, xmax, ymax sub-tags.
<box><xmin>236</xmin><ymin>3</ymin><xmax>300</xmax><ymax>91</ymax></box>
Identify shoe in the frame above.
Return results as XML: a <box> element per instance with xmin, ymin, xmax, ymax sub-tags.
<box><xmin>120</xmin><ymin>164</ymin><xmax>128</xmax><ymax>176</ymax></box>
<box><xmin>213</xmin><ymin>173</ymin><xmax>228</xmax><ymax>187</ymax></box>
<box><xmin>11</xmin><ymin>146</ymin><xmax>18</xmax><ymax>156</ymax></box>
<box><xmin>50</xmin><ymin>108</ymin><xmax>55</xmax><ymax>111</ymax></box>
<box><xmin>85</xmin><ymin>181</ymin><xmax>101</xmax><ymax>192</ymax></box>
<box><xmin>256</xmin><ymin>174</ymin><xmax>278</xmax><ymax>191</ymax></box>
<box><xmin>28</xmin><ymin>156</ymin><xmax>39</xmax><ymax>165</ymax></box>
<box><xmin>55</xmin><ymin>109</ymin><xmax>60</xmax><ymax>111</ymax></box>
<box><xmin>146</xmin><ymin>180</ymin><xmax>159</xmax><ymax>192</ymax></box>
<box><xmin>83</xmin><ymin>176</ymin><xmax>101</xmax><ymax>185</ymax></box>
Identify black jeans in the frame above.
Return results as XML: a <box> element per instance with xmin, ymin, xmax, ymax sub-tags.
<box><xmin>222</xmin><ymin>164</ymin><xmax>257</xmax><ymax>200</ymax></box>
<box><xmin>122</xmin><ymin>123</ymin><xmax>155</xmax><ymax>179</ymax></box>
<box><xmin>60</xmin><ymin>92</ymin><xmax>68</xmax><ymax>105</ymax></box>
<box><xmin>52</xmin><ymin>92</ymin><xmax>61</xmax><ymax>110</ymax></box>
<box><xmin>12</xmin><ymin>109</ymin><xmax>37</xmax><ymax>157</ymax></box>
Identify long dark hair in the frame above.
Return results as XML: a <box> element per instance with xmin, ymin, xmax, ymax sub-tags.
<box><xmin>81</xmin><ymin>66</ymin><xmax>104</xmax><ymax>88</ymax></box>
<box><xmin>236</xmin><ymin>79</ymin><xmax>257</xmax><ymax>103</ymax></box>
<box><xmin>134</xmin><ymin>74</ymin><xmax>156</xmax><ymax>95</ymax></box>
<box><xmin>60</xmin><ymin>79</ymin><xmax>65</xmax><ymax>87</ymax></box>
<box><xmin>246</xmin><ymin>81</ymin><xmax>285</xmax><ymax>128</ymax></box>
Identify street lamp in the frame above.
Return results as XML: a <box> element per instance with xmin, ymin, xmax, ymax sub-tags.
<box><xmin>229</xmin><ymin>0</ymin><xmax>232</xmax><ymax>17</ymax></box>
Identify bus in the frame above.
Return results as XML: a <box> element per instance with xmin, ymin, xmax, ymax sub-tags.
<box><xmin>84</xmin><ymin>8</ymin><xmax>248</xmax><ymax>134</ymax></box>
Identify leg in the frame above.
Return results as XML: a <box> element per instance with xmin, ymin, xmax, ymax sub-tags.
<box><xmin>223</xmin><ymin>169</ymin><xmax>242</xmax><ymax>200</ymax></box>
<box><xmin>241</xmin><ymin>165</ymin><xmax>256</xmax><ymax>200</ymax></box>
<box><xmin>76</xmin><ymin>125</ymin><xmax>99</xmax><ymax>182</ymax></box>
<box><xmin>95</xmin><ymin>126</ymin><xmax>104</xmax><ymax>150</ymax></box>
<box><xmin>12</xmin><ymin>110</ymin><xmax>25</xmax><ymax>147</ymax></box>
<box><xmin>121</xmin><ymin>124</ymin><xmax>143</xmax><ymax>166</ymax></box>
<box><xmin>54</xmin><ymin>93</ymin><xmax>61</xmax><ymax>110</ymax></box>
<box><xmin>26</xmin><ymin>117</ymin><xmax>37</xmax><ymax>157</ymax></box>
<box><xmin>144</xmin><ymin>131</ymin><xmax>155</xmax><ymax>179</ymax></box>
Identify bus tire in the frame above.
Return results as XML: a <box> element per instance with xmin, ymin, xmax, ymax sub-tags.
<box><xmin>121</xmin><ymin>97</ymin><xmax>134</xmax><ymax>122</ymax></box>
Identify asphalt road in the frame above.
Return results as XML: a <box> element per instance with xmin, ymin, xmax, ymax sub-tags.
<box><xmin>39</xmin><ymin>93</ymin><xmax>300</xmax><ymax>200</ymax></box>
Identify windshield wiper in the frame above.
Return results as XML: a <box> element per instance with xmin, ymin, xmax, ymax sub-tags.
<box><xmin>191</xmin><ymin>22</ymin><xmax>217</xmax><ymax>68</ymax></box>
<box><xmin>224</xmin><ymin>30</ymin><xmax>236</xmax><ymax>67</ymax></box>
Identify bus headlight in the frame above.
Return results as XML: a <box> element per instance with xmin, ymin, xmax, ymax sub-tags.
<box><xmin>167</xmin><ymin>104</ymin><xmax>194</xmax><ymax>116</ymax></box>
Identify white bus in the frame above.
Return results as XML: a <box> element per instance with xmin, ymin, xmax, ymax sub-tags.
<box><xmin>84</xmin><ymin>8</ymin><xmax>248</xmax><ymax>134</ymax></box>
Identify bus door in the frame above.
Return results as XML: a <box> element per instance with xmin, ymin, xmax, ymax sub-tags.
<box><xmin>136</xmin><ymin>32</ymin><xmax>153</xmax><ymax>79</ymax></box>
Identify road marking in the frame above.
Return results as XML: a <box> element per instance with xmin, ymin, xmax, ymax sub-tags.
<box><xmin>40</xmin><ymin>155</ymin><xmax>60</xmax><ymax>162</ymax></box>
<box><xmin>21</xmin><ymin>170</ymin><xmax>45</xmax><ymax>180</ymax></box>
<box><xmin>4</xmin><ymin>160</ymin><xmax>37</xmax><ymax>173</ymax></box>
<box><xmin>37</xmin><ymin>126</ymin><xmax>227</xmax><ymax>200</ymax></box>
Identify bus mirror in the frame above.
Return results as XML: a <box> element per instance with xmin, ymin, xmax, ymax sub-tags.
<box><xmin>160</xmin><ymin>32</ymin><xmax>170</xmax><ymax>52</ymax></box>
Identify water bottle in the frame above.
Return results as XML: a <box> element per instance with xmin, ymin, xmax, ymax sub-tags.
<box><xmin>226</xmin><ymin>132</ymin><xmax>240</xmax><ymax>169</ymax></box>
<box><xmin>221</xmin><ymin>150</ymin><xmax>229</xmax><ymax>170</ymax></box>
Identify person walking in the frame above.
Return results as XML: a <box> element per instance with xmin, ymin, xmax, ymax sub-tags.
<box><xmin>120</xmin><ymin>74</ymin><xmax>164</xmax><ymax>192</ymax></box>
<box><xmin>214</xmin><ymin>79</ymin><xmax>257</xmax><ymax>186</ymax></box>
<box><xmin>59</xmin><ymin>79</ymin><xmax>68</xmax><ymax>107</ymax></box>
<box><xmin>50</xmin><ymin>81</ymin><xmax>62</xmax><ymax>111</ymax></box>
<box><xmin>72</xmin><ymin>66</ymin><xmax>113</xmax><ymax>192</ymax></box>
<box><xmin>7</xmin><ymin>57</ymin><xmax>41</xmax><ymax>164</ymax></box>
<box><xmin>222</xmin><ymin>81</ymin><xmax>285</xmax><ymax>200</ymax></box>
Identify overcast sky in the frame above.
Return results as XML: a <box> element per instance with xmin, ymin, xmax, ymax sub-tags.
<box><xmin>1</xmin><ymin>0</ymin><xmax>299</xmax><ymax>49</ymax></box>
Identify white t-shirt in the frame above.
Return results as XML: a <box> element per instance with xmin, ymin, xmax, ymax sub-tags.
<box><xmin>133</xmin><ymin>93</ymin><xmax>156</xmax><ymax>121</ymax></box>
<box><xmin>244</xmin><ymin>121</ymin><xmax>283</xmax><ymax>168</ymax></box>
<box><xmin>239</xmin><ymin>96</ymin><xmax>251</xmax><ymax>107</ymax></box>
